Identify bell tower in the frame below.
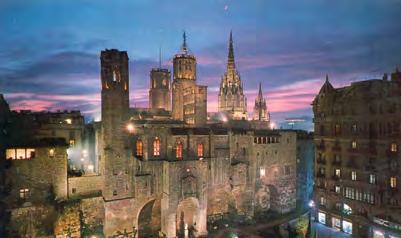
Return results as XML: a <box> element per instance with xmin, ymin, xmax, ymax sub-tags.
<box><xmin>100</xmin><ymin>49</ymin><xmax>132</xmax><ymax>201</ymax></box>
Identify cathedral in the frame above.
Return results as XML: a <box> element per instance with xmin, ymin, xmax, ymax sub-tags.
<box><xmin>0</xmin><ymin>32</ymin><xmax>297</xmax><ymax>238</ymax></box>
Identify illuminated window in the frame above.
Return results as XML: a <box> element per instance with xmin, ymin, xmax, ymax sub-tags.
<box><xmin>391</xmin><ymin>143</ymin><xmax>398</xmax><ymax>152</ymax></box>
<box><xmin>335</xmin><ymin>185</ymin><xmax>341</xmax><ymax>193</ymax></box>
<box><xmin>260</xmin><ymin>168</ymin><xmax>265</xmax><ymax>177</ymax></box>
<box><xmin>153</xmin><ymin>137</ymin><xmax>160</xmax><ymax>156</ymax></box>
<box><xmin>19</xmin><ymin>188</ymin><xmax>29</xmax><ymax>199</ymax></box>
<box><xmin>65</xmin><ymin>118</ymin><xmax>72</xmax><ymax>124</ymax></box>
<box><xmin>369</xmin><ymin>174</ymin><xmax>376</xmax><ymax>184</ymax></box>
<box><xmin>351</xmin><ymin>171</ymin><xmax>357</xmax><ymax>181</ymax></box>
<box><xmin>343</xmin><ymin>204</ymin><xmax>352</xmax><ymax>215</ymax></box>
<box><xmin>351</xmin><ymin>141</ymin><xmax>357</xmax><ymax>149</ymax></box>
<box><xmin>49</xmin><ymin>148</ymin><xmax>55</xmax><ymax>157</ymax></box>
<box><xmin>6</xmin><ymin>149</ymin><xmax>16</xmax><ymax>160</ymax></box>
<box><xmin>176</xmin><ymin>142</ymin><xmax>183</xmax><ymax>159</ymax></box>
<box><xmin>16</xmin><ymin>149</ymin><xmax>25</xmax><ymax>159</ymax></box>
<box><xmin>69</xmin><ymin>139</ymin><xmax>75</xmax><ymax>146</ymax></box>
<box><xmin>26</xmin><ymin>148</ymin><xmax>35</xmax><ymax>159</ymax></box>
<box><xmin>320</xmin><ymin>196</ymin><xmax>326</xmax><ymax>205</ymax></box>
<box><xmin>335</xmin><ymin>169</ymin><xmax>341</xmax><ymax>178</ymax></box>
<box><xmin>136</xmin><ymin>140</ymin><xmax>143</xmax><ymax>157</ymax></box>
<box><xmin>197</xmin><ymin>143</ymin><xmax>204</xmax><ymax>157</ymax></box>
<box><xmin>318</xmin><ymin>212</ymin><xmax>326</xmax><ymax>224</ymax></box>
<box><xmin>390</xmin><ymin>177</ymin><xmax>397</xmax><ymax>188</ymax></box>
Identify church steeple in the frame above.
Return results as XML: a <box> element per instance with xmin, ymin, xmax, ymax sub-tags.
<box><xmin>227</xmin><ymin>30</ymin><xmax>236</xmax><ymax>70</ymax></box>
<box><xmin>257</xmin><ymin>82</ymin><xmax>263</xmax><ymax>100</ymax></box>
<box><xmin>253</xmin><ymin>82</ymin><xmax>270</xmax><ymax>122</ymax></box>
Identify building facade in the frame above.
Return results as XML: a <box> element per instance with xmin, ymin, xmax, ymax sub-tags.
<box><xmin>0</xmin><ymin>34</ymin><xmax>298</xmax><ymax>238</ymax></box>
<box><xmin>218</xmin><ymin>31</ymin><xmax>248</xmax><ymax>120</ymax></box>
<box><xmin>313</xmin><ymin>73</ymin><xmax>401</xmax><ymax>238</ymax></box>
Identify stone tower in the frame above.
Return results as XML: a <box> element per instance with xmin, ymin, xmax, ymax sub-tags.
<box><xmin>100</xmin><ymin>49</ymin><xmax>132</xmax><ymax>201</ymax></box>
<box><xmin>172</xmin><ymin>32</ymin><xmax>207</xmax><ymax>125</ymax></box>
<box><xmin>253</xmin><ymin>82</ymin><xmax>270</xmax><ymax>122</ymax></box>
<box><xmin>218</xmin><ymin>31</ymin><xmax>248</xmax><ymax>120</ymax></box>
<box><xmin>149</xmin><ymin>54</ymin><xmax>171</xmax><ymax>110</ymax></box>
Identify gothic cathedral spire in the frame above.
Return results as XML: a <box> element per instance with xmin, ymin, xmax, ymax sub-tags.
<box><xmin>218</xmin><ymin>31</ymin><xmax>248</xmax><ymax>120</ymax></box>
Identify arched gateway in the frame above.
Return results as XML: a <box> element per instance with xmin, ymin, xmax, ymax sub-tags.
<box><xmin>137</xmin><ymin>199</ymin><xmax>161</xmax><ymax>237</ymax></box>
<box><xmin>176</xmin><ymin>197</ymin><xmax>200</xmax><ymax>238</ymax></box>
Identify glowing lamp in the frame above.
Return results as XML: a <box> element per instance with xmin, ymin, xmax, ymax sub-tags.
<box><xmin>126</xmin><ymin>123</ymin><xmax>135</xmax><ymax>133</ymax></box>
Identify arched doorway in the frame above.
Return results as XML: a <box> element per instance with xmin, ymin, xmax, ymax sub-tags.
<box><xmin>138</xmin><ymin>199</ymin><xmax>161</xmax><ymax>237</ymax></box>
<box><xmin>176</xmin><ymin>197</ymin><xmax>200</xmax><ymax>238</ymax></box>
<box><xmin>266</xmin><ymin>185</ymin><xmax>279</xmax><ymax>212</ymax></box>
<box><xmin>255</xmin><ymin>185</ymin><xmax>271</xmax><ymax>211</ymax></box>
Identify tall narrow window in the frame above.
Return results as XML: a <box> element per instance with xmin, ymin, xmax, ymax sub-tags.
<box><xmin>391</xmin><ymin>143</ymin><xmax>398</xmax><ymax>152</ymax></box>
<box><xmin>176</xmin><ymin>142</ymin><xmax>183</xmax><ymax>159</ymax></box>
<box><xmin>153</xmin><ymin>137</ymin><xmax>160</xmax><ymax>156</ymax></box>
<box><xmin>351</xmin><ymin>141</ymin><xmax>357</xmax><ymax>149</ymax></box>
<box><xmin>390</xmin><ymin>177</ymin><xmax>397</xmax><ymax>188</ymax></box>
<box><xmin>369</xmin><ymin>174</ymin><xmax>376</xmax><ymax>184</ymax></box>
<box><xmin>351</xmin><ymin>171</ymin><xmax>357</xmax><ymax>181</ymax></box>
<box><xmin>335</xmin><ymin>169</ymin><xmax>341</xmax><ymax>178</ymax></box>
<box><xmin>197</xmin><ymin>143</ymin><xmax>204</xmax><ymax>157</ymax></box>
<box><xmin>136</xmin><ymin>140</ymin><xmax>143</xmax><ymax>157</ymax></box>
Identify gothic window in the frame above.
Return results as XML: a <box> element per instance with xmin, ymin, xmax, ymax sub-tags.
<box><xmin>369</xmin><ymin>174</ymin><xmax>376</xmax><ymax>184</ymax></box>
<box><xmin>351</xmin><ymin>124</ymin><xmax>357</xmax><ymax>134</ymax></box>
<box><xmin>136</xmin><ymin>140</ymin><xmax>143</xmax><ymax>157</ymax></box>
<box><xmin>176</xmin><ymin>141</ymin><xmax>183</xmax><ymax>159</ymax></box>
<box><xmin>49</xmin><ymin>148</ymin><xmax>55</xmax><ymax>158</ymax></box>
<box><xmin>197</xmin><ymin>143</ymin><xmax>204</xmax><ymax>157</ymax></box>
<box><xmin>334</xmin><ymin>124</ymin><xmax>341</xmax><ymax>136</ymax></box>
<box><xmin>153</xmin><ymin>137</ymin><xmax>160</xmax><ymax>156</ymax></box>
<box><xmin>351</xmin><ymin>171</ymin><xmax>357</xmax><ymax>181</ymax></box>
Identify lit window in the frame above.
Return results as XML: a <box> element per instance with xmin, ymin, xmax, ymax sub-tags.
<box><xmin>260</xmin><ymin>168</ymin><xmax>265</xmax><ymax>177</ymax></box>
<box><xmin>369</xmin><ymin>174</ymin><xmax>376</xmax><ymax>184</ymax></box>
<box><xmin>320</xmin><ymin>196</ymin><xmax>326</xmax><ymax>205</ymax></box>
<box><xmin>6</xmin><ymin>149</ymin><xmax>16</xmax><ymax>160</ymax></box>
<box><xmin>390</xmin><ymin>177</ymin><xmax>397</xmax><ymax>188</ymax></box>
<box><xmin>351</xmin><ymin>141</ymin><xmax>357</xmax><ymax>149</ymax></box>
<box><xmin>335</xmin><ymin>169</ymin><xmax>341</xmax><ymax>178</ymax></box>
<box><xmin>49</xmin><ymin>148</ymin><xmax>55</xmax><ymax>157</ymax></box>
<box><xmin>153</xmin><ymin>137</ymin><xmax>160</xmax><ymax>156</ymax></box>
<box><xmin>176</xmin><ymin>142</ymin><xmax>183</xmax><ymax>159</ymax></box>
<box><xmin>65</xmin><ymin>118</ymin><xmax>72</xmax><ymax>124</ymax></box>
<box><xmin>19</xmin><ymin>188</ymin><xmax>29</xmax><ymax>199</ymax></box>
<box><xmin>343</xmin><ymin>204</ymin><xmax>352</xmax><ymax>215</ymax></box>
<box><xmin>26</xmin><ymin>148</ymin><xmax>35</xmax><ymax>159</ymax></box>
<box><xmin>351</xmin><ymin>171</ymin><xmax>357</xmax><ymax>181</ymax></box>
<box><xmin>197</xmin><ymin>143</ymin><xmax>204</xmax><ymax>157</ymax></box>
<box><xmin>136</xmin><ymin>140</ymin><xmax>143</xmax><ymax>157</ymax></box>
<box><xmin>342</xmin><ymin>220</ymin><xmax>353</xmax><ymax>234</ymax></box>
<box><xmin>69</xmin><ymin>139</ymin><xmax>75</xmax><ymax>146</ymax></box>
<box><xmin>335</xmin><ymin>185</ymin><xmax>341</xmax><ymax>193</ymax></box>
<box><xmin>16</xmin><ymin>149</ymin><xmax>25</xmax><ymax>159</ymax></box>
<box><xmin>318</xmin><ymin>212</ymin><xmax>326</xmax><ymax>224</ymax></box>
<box><xmin>391</xmin><ymin>143</ymin><xmax>398</xmax><ymax>152</ymax></box>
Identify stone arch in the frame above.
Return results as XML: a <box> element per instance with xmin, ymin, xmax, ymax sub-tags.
<box><xmin>137</xmin><ymin>199</ymin><xmax>161</xmax><ymax>238</ymax></box>
<box><xmin>176</xmin><ymin>197</ymin><xmax>200</xmax><ymax>238</ymax></box>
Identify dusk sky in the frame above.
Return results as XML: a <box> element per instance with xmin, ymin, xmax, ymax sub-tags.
<box><xmin>1</xmin><ymin>0</ymin><xmax>401</xmax><ymax>127</ymax></box>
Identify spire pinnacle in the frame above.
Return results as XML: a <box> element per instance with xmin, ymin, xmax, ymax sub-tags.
<box><xmin>325</xmin><ymin>74</ymin><xmax>329</xmax><ymax>82</ymax></box>
<box><xmin>181</xmin><ymin>31</ymin><xmax>188</xmax><ymax>53</ymax></box>
<box><xmin>227</xmin><ymin>30</ymin><xmax>235</xmax><ymax>69</ymax></box>
<box><xmin>258</xmin><ymin>82</ymin><xmax>263</xmax><ymax>97</ymax></box>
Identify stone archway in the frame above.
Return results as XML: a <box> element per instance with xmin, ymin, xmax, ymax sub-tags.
<box><xmin>265</xmin><ymin>185</ymin><xmax>280</xmax><ymax>213</ymax></box>
<box><xmin>176</xmin><ymin>197</ymin><xmax>200</xmax><ymax>238</ymax></box>
<box><xmin>137</xmin><ymin>199</ymin><xmax>161</xmax><ymax>238</ymax></box>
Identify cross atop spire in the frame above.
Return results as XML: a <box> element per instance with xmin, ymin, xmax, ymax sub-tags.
<box><xmin>227</xmin><ymin>30</ymin><xmax>236</xmax><ymax>69</ymax></box>
<box><xmin>181</xmin><ymin>31</ymin><xmax>188</xmax><ymax>53</ymax></box>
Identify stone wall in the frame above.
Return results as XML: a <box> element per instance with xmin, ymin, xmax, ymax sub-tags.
<box><xmin>68</xmin><ymin>175</ymin><xmax>103</xmax><ymax>198</ymax></box>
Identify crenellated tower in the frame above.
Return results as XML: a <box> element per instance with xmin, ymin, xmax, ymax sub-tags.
<box><xmin>253</xmin><ymin>83</ymin><xmax>270</xmax><ymax>122</ymax></box>
<box><xmin>149</xmin><ymin>51</ymin><xmax>171</xmax><ymax>111</ymax></box>
<box><xmin>100</xmin><ymin>49</ymin><xmax>132</xmax><ymax>201</ymax></box>
<box><xmin>218</xmin><ymin>31</ymin><xmax>248</xmax><ymax>120</ymax></box>
<box><xmin>172</xmin><ymin>32</ymin><xmax>207</xmax><ymax>125</ymax></box>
